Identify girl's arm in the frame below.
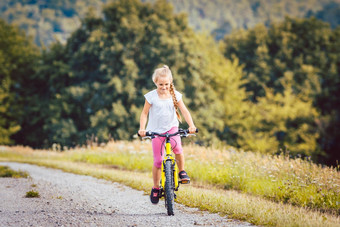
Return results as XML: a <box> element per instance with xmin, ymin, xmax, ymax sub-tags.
<box><xmin>178</xmin><ymin>99</ymin><xmax>196</xmax><ymax>133</ymax></box>
<box><xmin>138</xmin><ymin>100</ymin><xmax>151</xmax><ymax>137</ymax></box>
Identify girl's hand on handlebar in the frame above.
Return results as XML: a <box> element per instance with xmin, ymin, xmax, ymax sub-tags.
<box><xmin>188</xmin><ymin>126</ymin><xmax>197</xmax><ymax>134</ymax></box>
<box><xmin>138</xmin><ymin>129</ymin><xmax>146</xmax><ymax>137</ymax></box>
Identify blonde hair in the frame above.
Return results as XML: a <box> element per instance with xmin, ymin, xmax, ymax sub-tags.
<box><xmin>152</xmin><ymin>65</ymin><xmax>182</xmax><ymax>123</ymax></box>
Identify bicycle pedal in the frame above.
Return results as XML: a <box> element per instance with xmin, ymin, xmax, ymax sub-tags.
<box><xmin>180</xmin><ymin>179</ymin><xmax>190</xmax><ymax>184</ymax></box>
<box><xmin>159</xmin><ymin>189</ymin><xmax>164</xmax><ymax>198</ymax></box>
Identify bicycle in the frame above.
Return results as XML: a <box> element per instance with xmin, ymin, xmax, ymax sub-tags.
<box><xmin>141</xmin><ymin>128</ymin><xmax>198</xmax><ymax>215</ymax></box>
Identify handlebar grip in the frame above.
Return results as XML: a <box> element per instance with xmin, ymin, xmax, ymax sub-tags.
<box><xmin>137</xmin><ymin>131</ymin><xmax>152</xmax><ymax>137</ymax></box>
<box><xmin>184</xmin><ymin>128</ymin><xmax>199</xmax><ymax>133</ymax></box>
<box><xmin>145</xmin><ymin>131</ymin><xmax>152</xmax><ymax>136</ymax></box>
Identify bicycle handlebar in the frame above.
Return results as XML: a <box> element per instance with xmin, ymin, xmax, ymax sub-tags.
<box><xmin>138</xmin><ymin>128</ymin><xmax>198</xmax><ymax>139</ymax></box>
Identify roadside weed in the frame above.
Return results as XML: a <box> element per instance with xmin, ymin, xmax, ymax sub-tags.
<box><xmin>0</xmin><ymin>166</ymin><xmax>29</xmax><ymax>178</ymax></box>
<box><xmin>25</xmin><ymin>190</ymin><xmax>40</xmax><ymax>198</ymax></box>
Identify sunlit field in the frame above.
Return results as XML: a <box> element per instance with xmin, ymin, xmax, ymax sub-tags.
<box><xmin>1</xmin><ymin>141</ymin><xmax>339</xmax><ymax>226</ymax></box>
<box><xmin>65</xmin><ymin>140</ymin><xmax>340</xmax><ymax>214</ymax></box>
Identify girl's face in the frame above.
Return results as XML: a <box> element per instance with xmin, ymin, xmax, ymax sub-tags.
<box><xmin>155</xmin><ymin>75</ymin><xmax>171</xmax><ymax>95</ymax></box>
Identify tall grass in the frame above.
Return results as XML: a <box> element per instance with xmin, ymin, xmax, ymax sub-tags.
<box><xmin>185</xmin><ymin>145</ymin><xmax>340</xmax><ymax>214</ymax></box>
<box><xmin>59</xmin><ymin>140</ymin><xmax>339</xmax><ymax>214</ymax></box>
<box><xmin>0</xmin><ymin>140</ymin><xmax>339</xmax><ymax>224</ymax></box>
<box><xmin>1</xmin><ymin>153</ymin><xmax>339</xmax><ymax>227</ymax></box>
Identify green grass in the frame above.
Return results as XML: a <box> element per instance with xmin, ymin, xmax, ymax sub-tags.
<box><xmin>0</xmin><ymin>142</ymin><xmax>339</xmax><ymax>226</ymax></box>
<box><xmin>185</xmin><ymin>152</ymin><xmax>340</xmax><ymax>213</ymax></box>
<box><xmin>25</xmin><ymin>190</ymin><xmax>40</xmax><ymax>198</ymax></box>
<box><xmin>0</xmin><ymin>165</ymin><xmax>29</xmax><ymax>178</ymax></box>
<box><xmin>69</xmin><ymin>149</ymin><xmax>153</xmax><ymax>171</ymax></box>
<box><xmin>63</xmin><ymin>142</ymin><xmax>340</xmax><ymax>214</ymax></box>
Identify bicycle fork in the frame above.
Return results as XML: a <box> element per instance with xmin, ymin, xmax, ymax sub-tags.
<box><xmin>160</xmin><ymin>142</ymin><xmax>179</xmax><ymax>197</ymax></box>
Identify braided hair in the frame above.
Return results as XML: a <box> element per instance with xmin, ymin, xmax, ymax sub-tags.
<box><xmin>152</xmin><ymin>65</ymin><xmax>182</xmax><ymax>123</ymax></box>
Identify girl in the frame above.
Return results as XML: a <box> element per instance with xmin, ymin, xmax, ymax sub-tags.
<box><xmin>138</xmin><ymin>65</ymin><xmax>196</xmax><ymax>204</ymax></box>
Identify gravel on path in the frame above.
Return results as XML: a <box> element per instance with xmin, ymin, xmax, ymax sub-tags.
<box><xmin>0</xmin><ymin>162</ymin><xmax>252</xmax><ymax>227</ymax></box>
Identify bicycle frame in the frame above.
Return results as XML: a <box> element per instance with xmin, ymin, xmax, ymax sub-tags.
<box><xmin>161</xmin><ymin>136</ymin><xmax>179</xmax><ymax>191</ymax></box>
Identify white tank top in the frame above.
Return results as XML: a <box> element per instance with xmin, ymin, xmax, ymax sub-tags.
<box><xmin>145</xmin><ymin>89</ymin><xmax>182</xmax><ymax>133</ymax></box>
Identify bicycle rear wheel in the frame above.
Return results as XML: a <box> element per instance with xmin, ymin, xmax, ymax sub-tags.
<box><xmin>164</xmin><ymin>160</ymin><xmax>174</xmax><ymax>215</ymax></box>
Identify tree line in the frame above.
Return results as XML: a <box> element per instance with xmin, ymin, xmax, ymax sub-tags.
<box><xmin>221</xmin><ymin>17</ymin><xmax>340</xmax><ymax>165</ymax></box>
<box><xmin>1</xmin><ymin>0</ymin><xmax>339</xmax><ymax>46</ymax></box>
<box><xmin>0</xmin><ymin>0</ymin><xmax>339</xmax><ymax>166</ymax></box>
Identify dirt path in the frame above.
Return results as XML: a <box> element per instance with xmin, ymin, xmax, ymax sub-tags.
<box><xmin>0</xmin><ymin>162</ymin><xmax>252</xmax><ymax>227</ymax></box>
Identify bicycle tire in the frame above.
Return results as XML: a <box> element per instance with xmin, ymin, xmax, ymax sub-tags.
<box><xmin>164</xmin><ymin>160</ymin><xmax>174</xmax><ymax>215</ymax></box>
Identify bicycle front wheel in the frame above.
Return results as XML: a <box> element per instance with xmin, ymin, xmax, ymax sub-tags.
<box><xmin>164</xmin><ymin>160</ymin><xmax>175</xmax><ymax>215</ymax></box>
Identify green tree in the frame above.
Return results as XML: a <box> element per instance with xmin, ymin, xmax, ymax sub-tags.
<box><xmin>34</xmin><ymin>42</ymin><xmax>76</xmax><ymax>147</ymax></box>
<box><xmin>35</xmin><ymin>0</ymin><xmax>249</xmax><ymax>147</ymax></box>
<box><xmin>0</xmin><ymin>19</ymin><xmax>39</xmax><ymax>145</ymax></box>
<box><xmin>221</xmin><ymin>17</ymin><xmax>339</xmax><ymax>164</ymax></box>
<box><xmin>252</xmin><ymin>73</ymin><xmax>320</xmax><ymax>158</ymax></box>
<box><xmin>221</xmin><ymin>17</ymin><xmax>332</xmax><ymax>101</ymax></box>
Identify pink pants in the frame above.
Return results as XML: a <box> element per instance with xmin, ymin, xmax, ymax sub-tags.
<box><xmin>152</xmin><ymin>127</ymin><xmax>183</xmax><ymax>168</ymax></box>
